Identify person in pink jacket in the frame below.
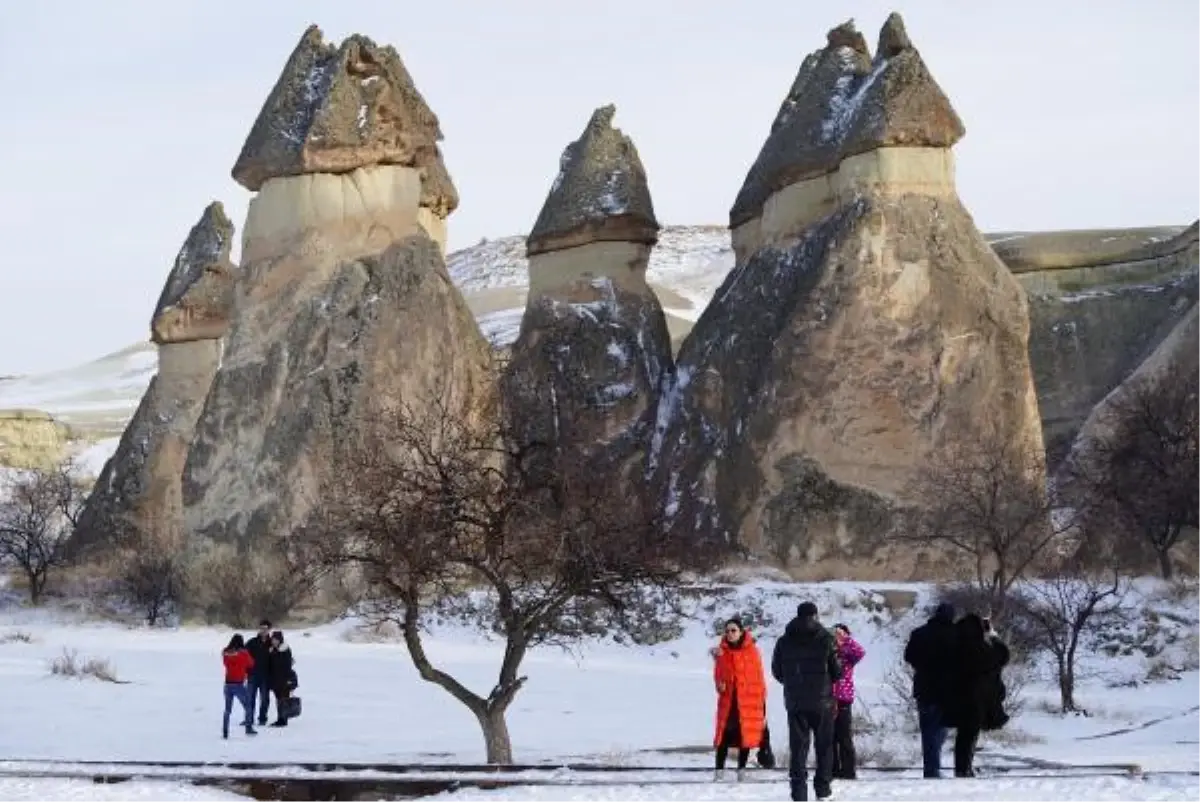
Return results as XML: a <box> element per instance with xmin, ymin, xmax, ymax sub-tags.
<box><xmin>831</xmin><ymin>623</ymin><xmax>866</xmax><ymax>780</ymax></box>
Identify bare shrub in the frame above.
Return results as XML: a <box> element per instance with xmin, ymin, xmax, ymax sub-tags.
<box><xmin>182</xmin><ymin>540</ymin><xmax>319</xmax><ymax>626</ymax></box>
<box><xmin>901</xmin><ymin>431</ymin><xmax>1068</xmax><ymax>622</ymax></box>
<box><xmin>49</xmin><ymin>648</ymin><xmax>120</xmax><ymax>682</ymax></box>
<box><xmin>0</xmin><ymin>630</ymin><xmax>35</xmax><ymax>644</ymax></box>
<box><xmin>930</xmin><ymin>584</ymin><xmax>1042</xmax><ymax>658</ymax></box>
<box><xmin>0</xmin><ymin>457</ymin><xmax>88</xmax><ymax>604</ymax></box>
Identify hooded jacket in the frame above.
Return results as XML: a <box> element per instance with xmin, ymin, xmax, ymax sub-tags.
<box><xmin>712</xmin><ymin>631</ymin><xmax>767</xmax><ymax>749</ymax></box>
<box><xmin>771</xmin><ymin>614</ymin><xmax>842</xmax><ymax>713</ymax></box>
<box><xmin>268</xmin><ymin>642</ymin><xmax>294</xmax><ymax>692</ymax></box>
<box><xmin>903</xmin><ymin>603</ymin><xmax>959</xmax><ymax>707</ymax></box>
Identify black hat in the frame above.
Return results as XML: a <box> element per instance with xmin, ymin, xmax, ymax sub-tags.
<box><xmin>797</xmin><ymin>601</ymin><xmax>819</xmax><ymax>618</ymax></box>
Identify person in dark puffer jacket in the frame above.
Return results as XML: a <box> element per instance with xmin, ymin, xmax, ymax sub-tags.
<box><xmin>904</xmin><ymin>602</ymin><xmax>959</xmax><ymax>778</ymax></box>
<box><xmin>771</xmin><ymin>602</ymin><xmax>842</xmax><ymax>802</ymax></box>
<box><xmin>268</xmin><ymin>630</ymin><xmax>296</xmax><ymax>727</ymax></box>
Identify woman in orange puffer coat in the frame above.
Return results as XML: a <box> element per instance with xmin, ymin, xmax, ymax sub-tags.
<box><xmin>712</xmin><ymin>617</ymin><xmax>768</xmax><ymax>781</ymax></box>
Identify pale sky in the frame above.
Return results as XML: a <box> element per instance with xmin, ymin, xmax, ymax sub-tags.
<box><xmin>0</xmin><ymin>0</ymin><xmax>1196</xmax><ymax>375</ymax></box>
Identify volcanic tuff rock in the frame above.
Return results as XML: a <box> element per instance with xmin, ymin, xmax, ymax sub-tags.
<box><xmin>74</xmin><ymin>203</ymin><xmax>237</xmax><ymax>553</ymax></box>
<box><xmin>232</xmin><ymin>25</ymin><xmax>457</xmax><ymax>249</ymax></box>
<box><xmin>506</xmin><ymin>106</ymin><xmax>672</xmax><ymax>484</ymax></box>
<box><xmin>1017</xmin><ymin>222</ymin><xmax>1198</xmax><ymax>464</ymax></box>
<box><xmin>654</xmin><ymin>14</ymin><xmax>1043</xmax><ymax>578</ymax></box>
<box><xmin>526</xmin><ymin>105</ymin><xmax>660</xmax><ymax>256</ymax></box>
<box><xmin>183</xmin><ymin>26</ymin><xmax>491</xmax><ymax>555</ymax></box>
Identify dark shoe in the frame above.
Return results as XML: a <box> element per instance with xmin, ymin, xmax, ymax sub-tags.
<box><xmin>954</xmin><ymin>769</ymin><xmax>976</xmax><ymax>778</ymax></box>
<box><xmin>815</xmin><ymin>784</ymin><xmax>833</xmax><ymax>800</ymax></box>
<box><xmin>245</xmin><ymin>726</ymin><xmax>257</xmax><ymax>736</ymax></box>
<box><xmin>269</xmin><ymin>720</ymin><xmax>288</xmax><ymax>727</ymax></box>
<box><xmin>790</xmin><ymin>782</ymin><xmax>808</xmax><ymax>802</ymax></box>
<box><xmin>222</xmin><ymin>730</ymin><xmax>229</xmax><ymax>740</ymax></box>
<box><xmin>257</xmin><ymin>719</ymin><xmax>268</xmax><ymax>726</ymax></box>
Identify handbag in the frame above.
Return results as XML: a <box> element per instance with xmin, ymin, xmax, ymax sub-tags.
<box><xmin>282</xmin><ymin>695</ymin><xmax>302</xmax><ymax>719</ymax></box>
<box><xmin>756</xmin><ymin>720</ymin><xmax>776</xmax><ymax>769</ymax></box>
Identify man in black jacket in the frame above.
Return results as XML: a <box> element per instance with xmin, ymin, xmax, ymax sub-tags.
<box><xmin>903</xmin><ymin>602</ymin><xmax>959</xmax><ymax>778</ymax></box>
<box><xmin>771</xmin><ymin>602</ymin><xmax>842</xmax><ymax>802</ymax></box>
<box><xmin>246</xmin><ymin>619</ymin><xmax>274</xmax><ymax>726</ymax></box>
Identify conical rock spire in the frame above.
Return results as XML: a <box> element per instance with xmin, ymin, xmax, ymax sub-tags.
<box><xmin>527</xmin><ymin>105</ymin><xmax>659</xmax><ymax>256</ymax></box>
<box><xmin>150</xmin><ymin>202</ymin><xmax>236</xmax><ymax>344</ymax></box>
<box><xmin>232</xmin><ymin>25</ymin><xmax>457</xmax><ymax>218</ymax></box>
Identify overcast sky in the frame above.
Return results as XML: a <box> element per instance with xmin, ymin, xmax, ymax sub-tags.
<box><xmin>0</xmin><ymin>0</ymin><xmax>1196</xmax><ymax>375</ymax></box>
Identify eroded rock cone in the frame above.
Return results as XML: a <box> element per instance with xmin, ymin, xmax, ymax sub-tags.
<box><xmin>182</xmin><ymin>27</ymin><xmax>491</xmax><ymax>568</ymax></box>
<box><xmin>73</xmin><ymin>203</ymin><xmax>236</xmax><ymax>555</ymax></box>
<box><xmin>655</xmin><ymin>12</ymin><xmax>1043</xmax><ymax>577</ymax></box>
<box><xmin>506</xmin><ymin>105</ymin><xmax>672</xmax><ymax>487</ymax></box>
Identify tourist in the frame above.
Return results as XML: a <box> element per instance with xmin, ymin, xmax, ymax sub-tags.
<box><xmin>246</xmin><ymin>619</ymin><xmax>274</xmax><ymax>726</ymax></box>
<box><xmin>947</xmin><ymin>613</ymin><xmax>1011</xmax><ymax>777</ymax></box>
<box><xmin>712</xmin><ymin>617</ymin><xmax>768</xmax><ymax>782</ymax></box>
<box><xmin>221</xmin><ymin>634</ymin><xmax>257</xmax><ymax>739</ymax></box>
<box><xmin>771</xmin><ymin>602</ymin><xmax>842</xmax><ymax>802</ymax></box>
<box><xmin>903</xmin><ymin>602</ymin><xmax>959</xmax><ymax>778</ymax></box>
<box><xmin>831</xmin><ymin>623</ymin><xmax>865</xmax><ymax>780</ymax></box>
<box><xmin>268</xmin><ymin>630</ymin><xmax>296</xmax><ymax>727</ymax></box>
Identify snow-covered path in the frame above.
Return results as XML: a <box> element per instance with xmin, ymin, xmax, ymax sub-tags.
<box><xmin>2</xmin><ymin>777</ymin><xmax>1200</xmax><ymax>802</ymax></box>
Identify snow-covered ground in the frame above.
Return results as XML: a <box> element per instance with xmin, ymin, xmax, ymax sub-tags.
<box><xmin>0</xmin><ymin>579</ymin><xmax>1195</xmax><ymax>800</ymax></box>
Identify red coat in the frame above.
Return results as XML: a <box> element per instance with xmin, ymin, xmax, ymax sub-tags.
<box><xmin>223</xmin><ymin>649</ymin><xmax>254</xmax><ymax>683</ymax></box>
<box><xmin>713</xmin><ymin>631</ymin><xmax>767</xmax><ymax>749</ymax></box>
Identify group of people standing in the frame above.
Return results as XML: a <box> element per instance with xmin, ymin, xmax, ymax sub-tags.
<box><xmin>904</xmin><ymin>602</ymin><xmax>1011</xmax><ymax>778</ymax></box>
<box><xmin>220</xmin><ymin>619</ymin><xmax>298</xmax><ymax>739</ymax></box>
<box><xmin>710</xmin><ymin>600</ymin><xmax>1010</xmax><ymax>802</ymax></box>
<box><xmin>711</xmin><ymin>602</ymin><xmax>865</xmax><ymax>801</ymax></box>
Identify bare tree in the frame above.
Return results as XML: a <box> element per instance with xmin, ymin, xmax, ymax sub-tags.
<box><xmin>112</xmin><ymin>514</ymin><xmax>183</xmax><ymax>627</ymax></box>
<box><xmin>1065</xmin><ymin>372</ymin><xmax>1198</xmax><ymax>579</ymax></box>
<box><xmin>304</xmin><ymin>386</ymin><xmax>718</xmax><ymax>764</ymax></box>
<box><xmin>0</xmin><ymin>458</ymin><xmax>88</xmax><ymax>604</ymax></box>
<box><xmin>1016</xmin><ymin>564</ymin><xmax>1127</xmax><ymax>714</ymax></box>
<box><xmin>903</xmin><ymin>431</ymin><xmax>1066</xmax><ymax>621</ymax></box>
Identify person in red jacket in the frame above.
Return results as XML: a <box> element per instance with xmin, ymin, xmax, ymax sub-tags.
<box><xmin>712</xmin><ymin>617</ymin><xmax>768</xmax><ymax>782</ymax></box>
<box><xmin>222</xmin><ymin>634</ymin><xmax>258</xmax><ymax>739</ymax></box>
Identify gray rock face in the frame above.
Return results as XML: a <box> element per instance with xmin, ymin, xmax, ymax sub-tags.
<box><xmin>729</xmin><ymin>14</ymin><xmax>963</xmax><ymax>228</ymax></box>
<box><xmin>151</xmin><ymin>202</ymin><xmax>236</xmax><ymax>344</ymax></box>
<box><xmin>1016</xmin><ymin>223</ymin><xmax>1199</xmax><ymax>464</ymax></box>
<box><xmin>232</xmin><ymin>25</ymin><xmax>457</xmax><ymax>217</ymax></box>
<box><xmin>182</xmin><ymin>235</ymin><xmax>492</xmax><ymax>548</ymax></box>
<box><xmin>527</xmin><ymin>105</ymin><xmax>659</xmax><ymax>256</ymax></box>
<box><xmin>73</xmin><ymin>204</ymin><xmax>237</xmax><ymax>554</ymax></box>
<box><xmin>654</xmin><ymin>14</ymin><xmax>1040</xmax><ymax>578</ymax></box>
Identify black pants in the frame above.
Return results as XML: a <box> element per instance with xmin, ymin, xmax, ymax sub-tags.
<box><xmin>272</xmin><ymin>686</ymin><xmax>291</xmax><ymax>725</ymax></box>
<box><xmin>955</xmin><ymin>724</ymin><xmax>980</xmax><ymax>776</ymax></box>
<box><xmin>832</xmin><ymin>701</ymin><xmax>856</xmax><ymax>779</ymax></box>
<box><xmin>715</xmin><ymin>697</ymin><xmax>748</xmax><ymax>770</ymax></box>
<box><xmin>787</xmin><ymin>706</ymin><xmax>834</xmax><ymax>800</ymax></box>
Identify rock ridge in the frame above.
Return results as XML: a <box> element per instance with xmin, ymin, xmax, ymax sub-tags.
<box><xmin>232</xmin><ymin>25</ymin><xmax>457</xmax><ymax>220</ymax></box>
<box><xmin>527</xmin><ymin>105</ymin><xmax>659</xmax><ymax>256</ymax></box>
<box><xmin>729</xmin><ymin>12</ymin><xmax>964</xmax><ymax>228</ymax></box>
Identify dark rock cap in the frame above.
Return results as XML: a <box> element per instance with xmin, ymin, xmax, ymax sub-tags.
<box><xmin>232</xmin><ymin>25</ymin><xmax>458</xmax><ymax>217</ymax></box>
<box><xmin>526</xmin><ymin>105</ymin><xmax>659</xmax><ymax>257</ymax></box>
<box><xmin>150</xmin><ymin>202</ymin><xmax>236</xmax><ymax>344</ymax></box>
<box><xmin>729</xmin><ymin>13</ymin><xmax>965</xmax><ymax>228</ymax></box>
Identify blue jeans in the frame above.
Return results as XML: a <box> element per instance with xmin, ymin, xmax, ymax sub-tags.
<box><xmin>223</xmin><ymin>683</ymin><xmax>252</xmax><ymax>734</ymax></box>
<box><xmin>247</xmin><ymin>676</ymin><xmax>271</xmax><ymax>723</ymax></box>
<box><xmin>918</xmin><ymin>703</ymin><xmax>949</xmax><ymax>778</ymax></box>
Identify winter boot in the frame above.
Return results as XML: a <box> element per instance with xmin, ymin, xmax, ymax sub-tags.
<box><xmin>790</xmin><ymin>780</ymin><xmax>808</xmax><ymax>801</ymax></box>
<box><xmin>269</xmin><ymin>719</ymin><xmax>288</xmax><ymax>727</ymax></box>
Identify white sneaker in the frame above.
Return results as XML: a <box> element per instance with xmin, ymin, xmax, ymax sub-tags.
<box><xmin>713</xmin><ymin>769</ymin><xmax>726</xmax><ymax>782</ymax></box>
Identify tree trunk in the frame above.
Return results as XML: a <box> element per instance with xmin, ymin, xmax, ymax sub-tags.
<box><xmin>478</xmin><ymin>706</ymin><xmax>514</xmax><ymax>764</ymax></box>
<box><xmin>1059</xmin><ymin>663</ymin><xmax>1076</xmax><ymax>712</ymax></box>
<box><xmin>1157</xmin><ymin>547</ymin><xmax>1174</xmax><ymax>580</ymax></box>
<box><xmin>27</xmin><ymin>571</ymin><xmax>43</xmax><ymax>606</ymax></box>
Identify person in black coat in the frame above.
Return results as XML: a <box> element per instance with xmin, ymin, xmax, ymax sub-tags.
<box><xmin>771</xmin><ymin>602</ymin><xmax>843</xmax><ymax>802</ymax></box>
<box><xmin>945</xmin><ymin>613</ymin><xmax>1010</xmax><ymax>777</ymax></box>
<box><xmin>903</xmin><ymin>602</ymin><xmax>959</xmax><ymax>778</ymax></box>
<box><xmin>267</xmin><ymin>630</ymin><xmax>296</xmax><ymax>727</ymax></box>
<box><xmin>245</xmin><ymin>619</ymin><xmax>274</xmax><ymax>726</ymax></box>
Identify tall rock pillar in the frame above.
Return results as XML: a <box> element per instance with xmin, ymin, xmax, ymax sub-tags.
<box><xmin>73</xmin><ymin>203</ymin><xmax>236</xmax><ymax>553</ymax></box>
<box><xmin>505</xmin><ymin>105</ymin><xmax>673</xmax><ymax>485</ymax></box>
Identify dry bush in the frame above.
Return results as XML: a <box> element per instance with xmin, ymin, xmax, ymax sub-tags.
<box><xmin>0</xmin><ymin>630</ymin><xmax>35</xmax><ymax>644</ymax></box>
<box><xmin>49</xmin><ymin>648</ymin><xmax>120</xmax><ymax>682</ymax></box>
<box><xmin>182</xmin><ymin>541</ymin><xmax>318</xmax><ymax>627</ymax></box>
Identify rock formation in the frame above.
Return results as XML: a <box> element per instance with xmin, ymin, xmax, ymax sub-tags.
<box><xmin>653</xmin><ymin>13</ymin><xmax>1044</xmax><ymax>577</ymax></box>
<box><xmin>504</xmin><ymin>106</ymin><xmax>672</xmax><ymax>483</ymax></box>
<box><xmin>1011</xmin><ymin>222</ymin><xmax>1198</xmax><ymax>464</ymax></box>
<box><xmin>73</xmin><ymin>203</ymin><xmax>236</xmax><ymax>552</ymax></box>
<box><xmin>0</xmin><ymin>409</ymin><xmax>74</xmax><ymax>470</ymax></box>
<box><xmin>182</xmin><ymin>26</ymin><xmax>491</xmax><ymax>554</ymax></box>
